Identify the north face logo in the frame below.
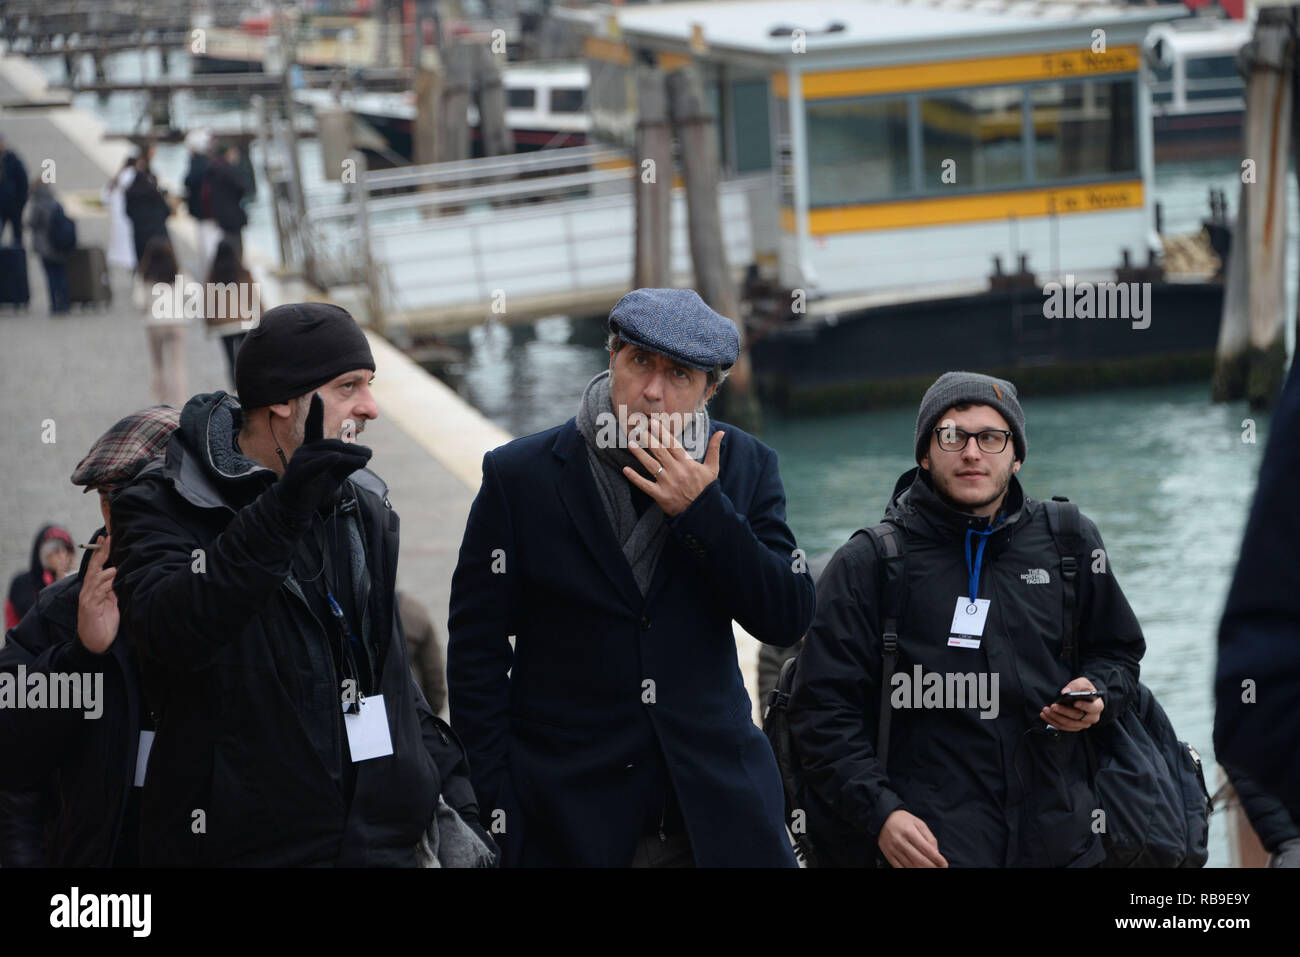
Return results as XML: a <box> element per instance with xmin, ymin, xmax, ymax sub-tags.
<box><xmin>1020</xmin><ymin>568</ymin><xmax>1050</xmax><ymax>584</ymax></box>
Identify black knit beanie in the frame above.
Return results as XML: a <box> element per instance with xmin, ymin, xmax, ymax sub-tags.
<box><xmin>235</xmin><ymin>302</ymin><xmax>375</xmax><ymax>410</ymax></box>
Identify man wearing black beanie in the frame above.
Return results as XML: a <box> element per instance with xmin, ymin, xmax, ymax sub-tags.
<box><xmin>107</xmin><ymin>302</ymin><xmax>495</xmax><ymax>867</ymax></box>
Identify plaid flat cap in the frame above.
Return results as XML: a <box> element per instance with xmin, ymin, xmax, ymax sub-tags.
<box><xmin>70</xmin><ymin>406</ymin><xmax>181</xmax><ymax>493</ymax></box>
<box><xmin>608</xmin><ymin>288</ymin><xmax>740</xmax><ymax>371</ymax></box>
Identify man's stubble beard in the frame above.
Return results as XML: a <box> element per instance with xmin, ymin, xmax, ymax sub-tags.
<box><xmin>289</xmin><ymin>395</ymin><xmax>310</xmax><ymax>449</ymax></box>
<box><xmin>930</xmin><ymin>457</ymin><xmax>1017</xmax><ymax>515</ymax></box>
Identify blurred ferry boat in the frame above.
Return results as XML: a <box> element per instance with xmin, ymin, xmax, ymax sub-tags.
<box><xmin>566</xmin><ymin>0</ymin><xmax>1229</xmax><ymax>410</ymax></box>
<box><xmin>1146</xmin><ymin>16</ymin><xmax>1251</xmax><ymax>162</ymax></box>
<box><xmin>294</xmin><ymin>61</ymin><xmax>590</xmax><ymax>162</ymax></box>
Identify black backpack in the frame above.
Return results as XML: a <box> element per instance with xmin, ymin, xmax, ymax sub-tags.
<box><xmin>764</xmin><ymin>499</ymin><xmax>1211</xmax><ymax>867</ymax></box>
<box><xmin>763</xmin><ymin>521</ymin><xmax>905</xmax><ymax>867</ymax></box>
<box><xmin>1044</xmin><ymin>498</ymin><xmax>1211</xmax><ymax>868</ymax></box>
<box><xmin>48</xmin><ymin>203</ymin><xmax>77</xmax><ymax>253</ymax></box>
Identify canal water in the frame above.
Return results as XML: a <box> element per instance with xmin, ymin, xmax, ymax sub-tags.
<box><xmin>49</xmin><ymin>48</ymin><xmax>1285</xmax><ymax>867</ymax></box>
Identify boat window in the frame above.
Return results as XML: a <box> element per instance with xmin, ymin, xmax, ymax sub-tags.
<box><xmin>550</xmin><ymin>88</ymin><xmax>587</xmax><ymax>113</ymax></box>
<box><xmin>1031</xmin><ymin>78</ymin><xmax>1136</xmax><ymax>180</ymax></box>
<box><xmin>919</xmin><ymin>85</ymin><xmax>1024</xmax><ymax>190</ymax></box>
<box><xmin>507</xmin><ymin>88</ymin><xmax>537</xmax><ymax>109</ymax></box>
<box><xmin>732</xmin><ymin>78</ymin><xmax>772</xmax><ymax>173</ymax></box>
<box><xmin>1151</xmin><ymin>63</ymin><xmax>1174</xmax><ymax>105</ymax></box>
<box><xmin>806</xmin><ymin>98</ymin><xmax>910</xmax><ymax>205</ymax></box>
<box><xmin>1185</xmin><ymin>55</ymin><xmax>1240</xmax><ymax>82</ymax></box>
<box><xmin>1185</xmin><ymin>55</ymin><xmax>1243</xmax><ymax>101</ymax></box>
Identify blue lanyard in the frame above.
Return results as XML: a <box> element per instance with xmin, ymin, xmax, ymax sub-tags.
<box><xmin>963</xmin><ymin>512</ymin><xmax>1004</xmax><ymax>607</ymax></box>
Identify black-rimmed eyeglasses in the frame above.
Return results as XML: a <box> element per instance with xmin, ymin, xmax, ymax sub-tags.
<box><xmin>933</xmin><ymin>427</ymin><xmax>1013</xmax><ymax>454</ymax></box>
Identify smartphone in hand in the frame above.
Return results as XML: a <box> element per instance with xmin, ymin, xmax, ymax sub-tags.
<box><xmin>1054</xmin><ymin>690</ymin><xmax>1103</xmax><ymax>707</ymax></box>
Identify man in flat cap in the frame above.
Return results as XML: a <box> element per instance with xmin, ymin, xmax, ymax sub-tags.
<box><xmin>449</xmin><ymin>288</ymin><xmax>816</xmax><ymax>866</ymax></box>
<box><xmin>108</xmin><ymin>302</ymin><xmax>494</xmax><ymax>866</ymax></box>
<box><xmin>1</xmin><ymin>406</ymin><xmax>178</xmax><ymax>866</ymax></box>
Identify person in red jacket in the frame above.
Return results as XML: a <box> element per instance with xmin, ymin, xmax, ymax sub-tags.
<box><xmin>5</xmin><ymin>524</ymin><xmax>75</xmax><ymax>630</ymax></box>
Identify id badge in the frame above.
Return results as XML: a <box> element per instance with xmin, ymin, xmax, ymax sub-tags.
<box><xmin>949</xmin><ymin>597</ymin><xmax>991</xmax><ymax>641</ymax></box>
<box><xmin>342</xmin><ymin>694</ymin><xmax>394</xmax><ymax>762</ymax></box>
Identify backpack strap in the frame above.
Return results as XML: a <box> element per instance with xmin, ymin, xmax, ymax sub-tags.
<box><xmin>854</xmin><ymin>521</ymin><xmax>906</xmax><ymax>768</ymax></box>
<box><xmin>1044</xmin><ymin>497</ymin><xmax>1083</xmax><ymax>672</ymax></box>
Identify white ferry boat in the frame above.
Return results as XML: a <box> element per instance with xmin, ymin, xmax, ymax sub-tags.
<box><xmin>1145</xmin><ymin>16</ymin><xmax>1252</xmax><ymax>161</ymax></box>
<box><xmin>564</xmin><ymin>0</ymin><xmax>1227</xmax><ymax>410</ymax></box>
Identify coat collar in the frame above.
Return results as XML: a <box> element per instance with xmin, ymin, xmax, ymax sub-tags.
<box><xmin>552</xmin><ymin>419</ymin><xmax>645</xmax><ymax>608</ymax></box>
<box><xmin>888</xmin><ymin>466</ymin><xmax>1027</xmax><ymax>547</ymax></box>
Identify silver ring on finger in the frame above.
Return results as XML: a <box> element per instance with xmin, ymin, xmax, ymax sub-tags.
<box><xmin>656</xmin><ymin>465</ymin><xmax>664</xmax><ymax>476</ymax></box>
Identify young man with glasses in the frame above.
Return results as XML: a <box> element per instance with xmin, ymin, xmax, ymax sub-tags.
<box><xmin>787</xmin><ymin>371</ymin><xmax>1146</xmax><ymax>867</ymax></box>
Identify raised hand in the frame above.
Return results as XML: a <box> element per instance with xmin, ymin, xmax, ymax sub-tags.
<box><xmin>623</xmin><ymin>417</ymin><xmax>724</xmax><ymax>517</ymax></box>
<box><xmin>77</xmin><ymin>534</ymin><xmax>119</xmax><ymax>654</ymax></box>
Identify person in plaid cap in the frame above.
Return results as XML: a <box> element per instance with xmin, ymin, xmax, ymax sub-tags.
<box><xmin>0</xmin><ymin>407</ymin><xmax>179</xmax><ymax>866</ymax></box>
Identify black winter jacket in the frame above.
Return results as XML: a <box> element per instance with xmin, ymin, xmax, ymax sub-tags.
<box><xmin>0</xmin><ymin>149</ymin><xmax>27</xmax><ymax>214</ymax></box>
<box><xmin>123</xmin><ymin>168</ymin><xmax>170</xmax><ymax>257</ymax></box>
<box><xmin>788</xmin><ymin>468</ymin><xmax>1145</xmax><ymax>867</ymax></box>
<box><xmin>109</xmin><ymin>391</ymin><xmax>483</xmax><ymax>866</ymax></box>
<box><xmin>202</xmin><ymin>159</ymin><xmax>248</xmax><ymax>233</ymax></box>
<box><xmin>183</xmin><ymin>154</ymin><xmax>211</xmax><ymax>221</ymax></box>
<box><xmin>0</xmin><ymin>533</ymin><xmax>147</xmax><ymax>866</ymax></box>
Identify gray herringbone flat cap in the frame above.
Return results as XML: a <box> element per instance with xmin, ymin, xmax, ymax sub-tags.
<box><xmin>608</xmin><ymin>288</ymin><xmax>740</xmax><ymax>370</ymax></box>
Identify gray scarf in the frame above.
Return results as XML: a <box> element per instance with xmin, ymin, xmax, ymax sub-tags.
<box><xmin>415</xmin><ymin>796</ymin><xmax>497</xmax><ymax>868</ymax></box>
<box><xmin>575</xmin><ymin>370</ymin><xmax>710</xmax><ymax>595</ymax></box>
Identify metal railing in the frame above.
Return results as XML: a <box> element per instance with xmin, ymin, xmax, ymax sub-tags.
<box><xmin>274</xmin><ymin>137</ymin><xmax>765</xmax><ymax>324</ymax></box>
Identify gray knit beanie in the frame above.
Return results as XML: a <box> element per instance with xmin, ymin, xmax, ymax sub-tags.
<box><xmin>914</xmin><ymin>371</ymin><xmax>1027</xmax><ymax>464</ymax></box>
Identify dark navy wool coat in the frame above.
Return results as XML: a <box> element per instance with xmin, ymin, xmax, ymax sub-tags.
<box><xmin>448</xmin><ymin>418</ymin><xmax>815</xmax><ymax>866</ymax></box>
<box><xmin>1217</xmin><ymin>359</ymin><xmax>1300</xmax><ymax>823</ymax></box>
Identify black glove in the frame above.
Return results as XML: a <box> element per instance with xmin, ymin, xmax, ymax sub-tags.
<box><xmin>277</xmin><ymin>394</ymin><xmax>372</xmax><ymax>516</ymax></box>
<box><xmin>1271</xmin><ymin>838</ymin><xmax>1300</xmax><ymax>868</ymax></box>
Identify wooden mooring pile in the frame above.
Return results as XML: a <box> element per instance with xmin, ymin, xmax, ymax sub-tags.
<box><xmin>1215</xmin><ymin>4</ymin><xmax>1298</xmax><ymax>411</ymax></box>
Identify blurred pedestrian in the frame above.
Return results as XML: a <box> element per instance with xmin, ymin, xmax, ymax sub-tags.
<box><xmin>0</xmin><ymin>131</ymin><xmax>27</xmax><ymax>246</ymax></box>
<box><xmin>5</xmin><ymin>525</ymin><xmax>75</xmax><ymax>630</ymax></box>
<box><xmin>124</xmin><ymin>143</ymin><xmax>171</xmax><ymax>264</ymax></box>
<box><xmin>183</xmin><ymin>128</ymin><xmax>219</xmax><ymax>272</ymax></box>
<box><xmin>137</xmin><ymin>235</ymin><xmax>188</xmax><ymax>408</ymax></box>
<box><xmin>398</xmin><ymin>591</ymin><xmax>446</xmax><ymax>715</ymax></box>
<box><xmin>102</xmin><ymin>155</ymin><xmax>137</xmax><ymax>274</ymax></box>
<box><xmin>25</xmin><ymin>179</ymin><xmax>76</xmax><ymax>315</ymax></box>
<box><xmin>205</xmin><ymin>238</ymin><xmax>259</xmax><ymax>387</ymax></box>
<box><xmin>203</xmin><ymin>141</ymin><xmax>248</xmax><ymax>260</ymax></box>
